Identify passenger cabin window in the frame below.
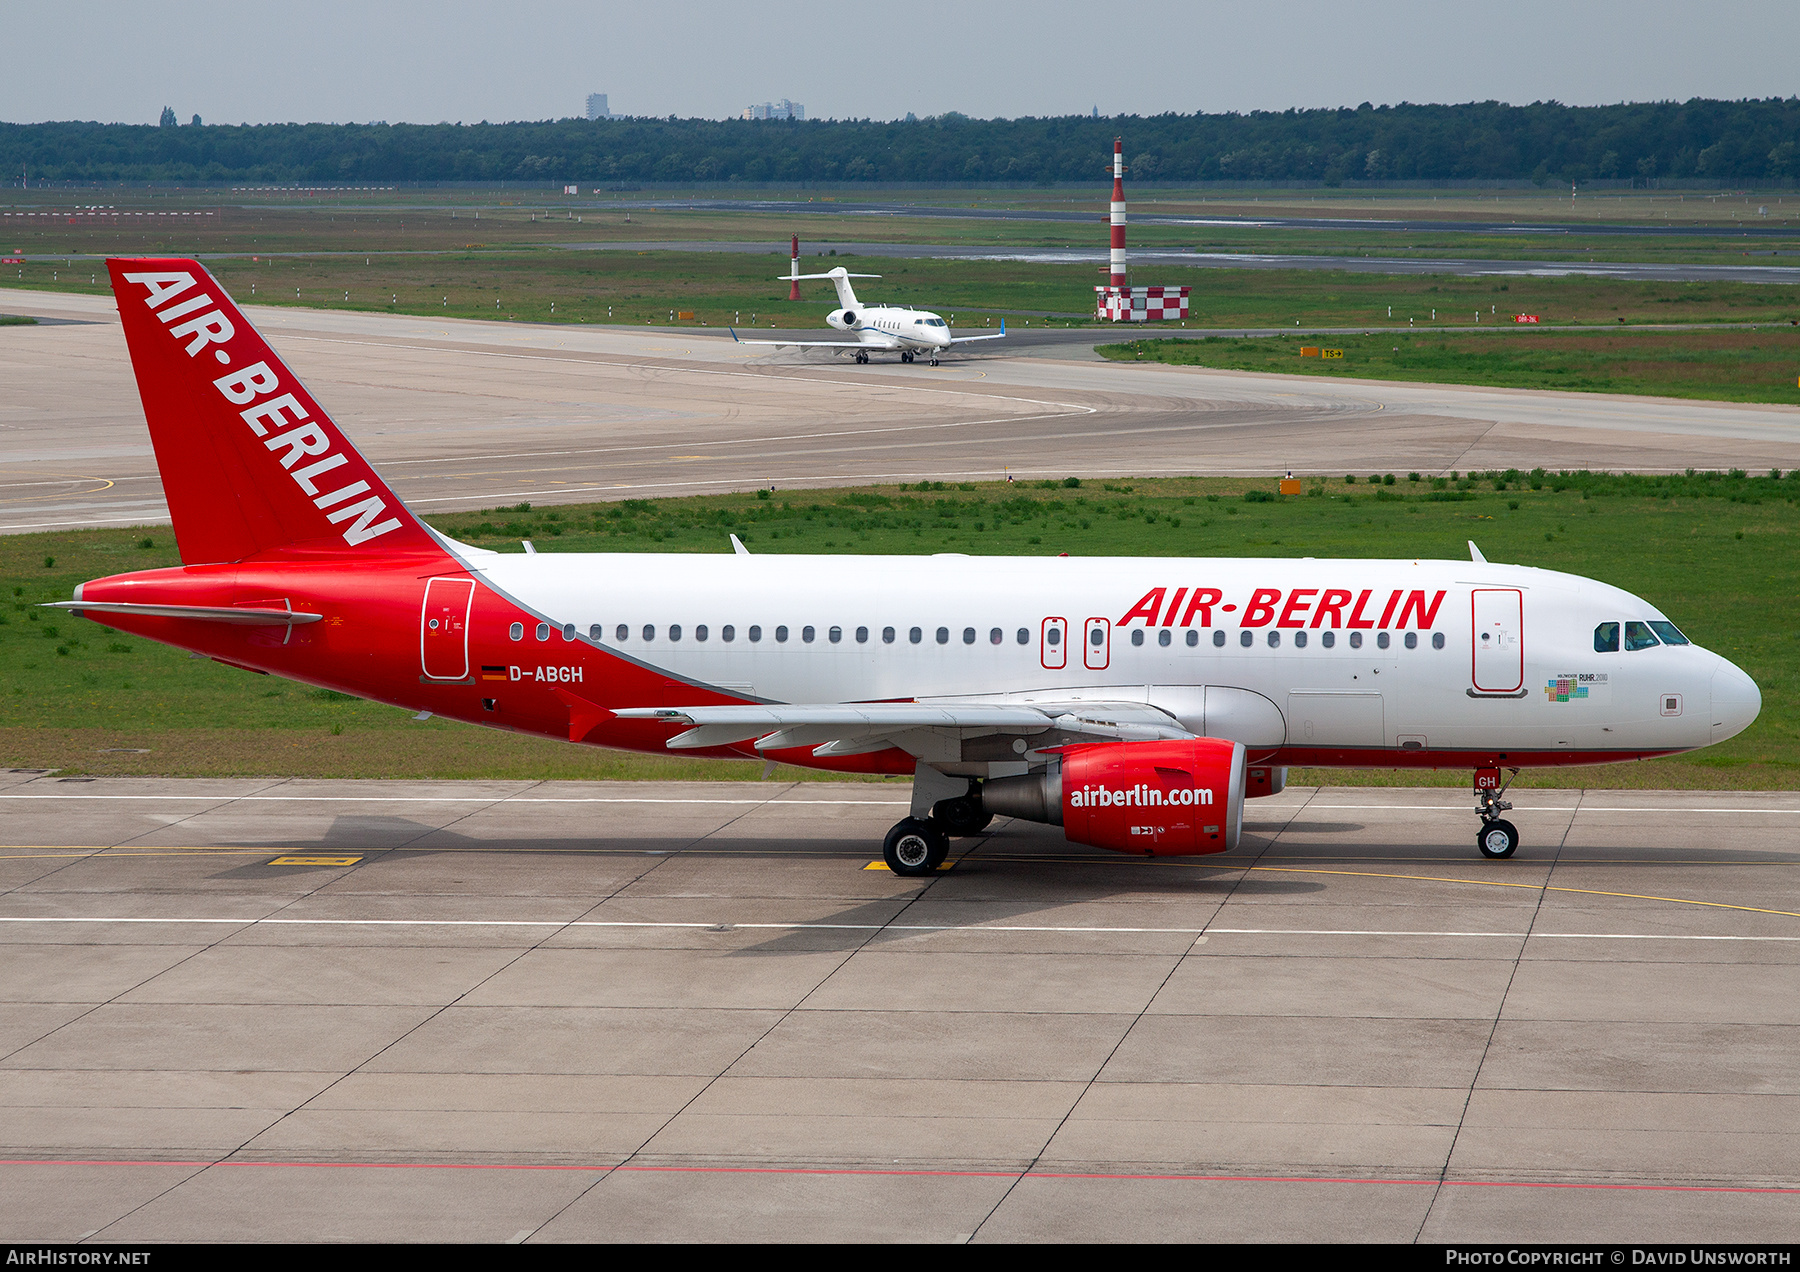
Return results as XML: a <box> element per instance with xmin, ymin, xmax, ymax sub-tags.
<box><xmin>1321</xmin><ymin>631</ymin><xmax>1335</xmax><ymax>648</ymax></box>
<box><xmin>1131</xmin><ymin>630</ymin><xmax>1145</xmax><ymax>647</ymax></box>
<box><xmin>563</xmin><ymin>623</ymin><xmax>576</xmax><ymax>641</ymax></box>
<box><xmin>509</xmin><ymin>622</ymin><xmax>524</xmax><ymax>641</ymax></box>
<box><xmin>536</xmin><ymin>623</ymin><xmax>551</xmax><ymax>641</ymax></box>
<box><xmin>775</xmin><ymin>625</ymin><xmax>788</xmax><ymax>642</ymax></box>
<box><xmin>1625</xmin><ymin>621</ymin><xmax>1661</xmax><ymax>651</ymax></box>
<box><xmin>669</xmin><ymin>624</ymin><xmax>682</xmax><ymax>642</ymax></box>
<box><xmin>1376</xmin><ymin>632</ymin><xmax>1390</xmax><ymax>650</ymax></box>
<box><xmin>695</xmin><ymin>625</ymin><xmax>708</xmax><ymax>642</ymax></box>
<box><xmin>1016</xmin><ymin>628</ymin><xmax>1029</xmax><ymax>645</ymax></box>
<box><xmin>1594</xmin><ymin>622</ymin><xmax>1620</xmax><ymax>653</ymax></box>
<box><xmin>722</xmin><ymin>625</ymin><xmax>735</xmax><ymax>642</ymax></box>
<box><xmin>1294</xmin><ymin>631</ymin><xmax>1308</xmax><ymax>648</ymax></box>
<box><xmin>1046</xmin><ymin>628</ymin><xmax>1060</xmax><ymax>646</ymax></box>
<box><xmin>749</xmin><ymin>625</ymin><xmax>762</xmax><ymax>642</ymax></box>
<box><xmin>962</xmin><ymin>627</ymin><xmax>976</xmax><ymax>645</ymax></box>
<box><xmin>883</xmin><ymin>627</ymin><xmax>896</xmax><ymax>644</ymax></box>
<box><xmin>1212</xmin><ymin>630</ymin><xmax>1225</xmax><ymax>647</ymax></box>
<box><xmin>616</xmin><ymin>624</ymin><xmax>629</xmax><ymax>642</ymax></box>
<box><xmin>1158</xmin><ymin>630</ymin><xmax>1172</xmax><ymax>647</ymax></box>
<box><xmin>589</xmin><ymin>624</ymin><xmax>603</xmax><ymax>642</ymax></box>
<box><xmin>911</xmin><ymin>627</ymin><xmax>923</xmax><ymax>644</ymax></box>
<box><xmin>1648</xmin><ymin>621</ymin><xmax>1690</xmax><ymax>646</ymax></box>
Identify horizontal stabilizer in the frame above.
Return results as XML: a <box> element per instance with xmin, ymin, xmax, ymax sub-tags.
<box><xmin>43</xmin><ymin>600</ymin><xmax>322</xmax><ymax>625</ymax></box>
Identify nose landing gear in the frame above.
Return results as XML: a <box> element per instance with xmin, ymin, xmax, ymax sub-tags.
<box><xmin>1474</xmin><ymin>766</ymin><xmax>1520</xmax><ymax>858</ymax></box>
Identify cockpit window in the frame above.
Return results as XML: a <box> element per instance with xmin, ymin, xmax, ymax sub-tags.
<box><xmin>1624</xmin><ymin>621</ymin><xmax>1661</xmax><ymax>651</ymax></box>
<box><xmin>1647</xmin><ymin>621</ymin><xmax>1690</xmax><ymax>646</ymax></box>
<box><xmin>1594</xmin><ymin>622</ymin><xmax>1619</xmax><ymax>653</ymax></box>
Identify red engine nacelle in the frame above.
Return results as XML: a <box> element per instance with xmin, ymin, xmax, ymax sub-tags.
<box><xmin>984</xmin><ymin>737</ymin><xmax>1246</xmax><ymax>857</ymax></box>
<box><xmin>1062</xmin><ymin>738</ymin><xmax>1246</xmax><ymax>855</ymax></box>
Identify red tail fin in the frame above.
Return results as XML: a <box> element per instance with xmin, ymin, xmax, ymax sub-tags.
<box><xmin>107</xmin><ymin>258</ymin><xmax>438</xmax><ymax>564</ymax></box>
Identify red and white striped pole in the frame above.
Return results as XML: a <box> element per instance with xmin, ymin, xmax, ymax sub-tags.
<box><xmin>789</xmin><ymin>234</ymin><xmax>801</xmax><ymax>301</ymax></box>
<box><xmin>1109</xmin><ymin>138</ymin><xmax>1128</xmax><ymax>290</ymax></box>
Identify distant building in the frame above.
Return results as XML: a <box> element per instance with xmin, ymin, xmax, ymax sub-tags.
<box><xmin>742</xmin><ymin>99</ymin><xmax>804</xmax><ymax>121</ymax></box>
<box><xmin>586</xmin><ymin>93</ymin><xmax>610</xmax><ymax>120</ymax></box>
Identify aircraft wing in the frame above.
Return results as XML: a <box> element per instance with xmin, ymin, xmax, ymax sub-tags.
<box><xmin>949</xmin><ymin>319</ymin><xmax>1006</xmax><ymax>344</ymax></box>
<box><xmin>614</xmin><ymin>699</ymin><xmax>1191</xmax><ymax>759</ymax></box>
<box><xmin>729</xmin><ymin>328</ymin><xmax>895</xmax><ymax>350</ymax></box>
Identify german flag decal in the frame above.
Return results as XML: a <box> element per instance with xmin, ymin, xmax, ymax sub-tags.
<box><xmin>480</xmin><ymin>665</ymin><xmax>508</xmax><ymax>682</ymax></box>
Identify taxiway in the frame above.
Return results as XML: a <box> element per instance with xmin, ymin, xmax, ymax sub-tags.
<box><xmin>3</xmin><ymin>290</ymin><xmax>1798</xmax><ymax>536</ymax></box>
<box><xmin>2</xmin><ymin>772</ymin><xmax>1798</xmax><ymax>1242</ymax></box>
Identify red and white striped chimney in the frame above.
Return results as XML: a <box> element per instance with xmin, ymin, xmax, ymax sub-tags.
<box><xmin>1109</xmin><ymin>138</ymin><xmax>1128</xmax><ymax>289</ymax></box>
<box><xmin>789</xmin><ymin>234</ymin><xmax>802</xmax><ymax>301</ymax></box>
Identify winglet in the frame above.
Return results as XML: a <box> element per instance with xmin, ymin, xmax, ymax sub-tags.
<box><xmin>729</xmin><ymin>328</ymin><xmax>740</xmax><ymax>343</ymax></box>
<box><xmin>1000</xmin><ymin>319</ymin><xmax>1006</xmax><ymax>335</ymax></box>
<box><xmin>1469</xmin><ymin>540</ymin><xmax>1487</xmax><ymax>563</ymax></box>
<box><xmin>730</xmin><ymin>534</ymin><xmax>750</xmax><ymax>556</ymax></box>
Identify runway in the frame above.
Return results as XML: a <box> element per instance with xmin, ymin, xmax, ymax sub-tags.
<box><xmin>566</xmin><ymin>239</ymin><xmax>1800</xmax><ymax>285</ymax></box>
<box><xmin>3</xmin><ymin>772</ymin><xmax>1798</xmax><ymax>1242</ymax></box>
<box><xmin>4</xmin><ymin>289</ymin><xmax>1798</xmax><ymax>537</ymax></box>
<box><xmin>594</xmin><ymin>197</ymin><xmax>1800</xmax><ymax>240</ymax></box>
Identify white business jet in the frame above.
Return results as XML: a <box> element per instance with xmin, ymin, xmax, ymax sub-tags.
<box><xmin>731</xmin><ymin>265</ymin><xmax>1006</xmax><ymax>365</ymax></box>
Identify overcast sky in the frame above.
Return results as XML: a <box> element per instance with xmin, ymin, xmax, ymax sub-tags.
<box><xmin>5</xmin><ymin>0</ymin><xmax>1796</xmax><ymax>125</ymax></box>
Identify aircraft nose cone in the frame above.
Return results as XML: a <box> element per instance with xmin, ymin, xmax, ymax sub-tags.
<box><xmin>1710</xmin><ymin>660</ymin><xmax>1762</xmax><ymax>743</ymax></box>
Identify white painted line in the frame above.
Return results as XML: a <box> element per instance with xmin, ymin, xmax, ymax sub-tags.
<box><xmin>0</xmin><ymin>916</ymin><xmax>1794</xmax><ymax>942</ymax></box>
<box><xmin>6</xmin><ymin>794</ymin><xmax>1795</xmax><ymax>814</ymax></box>
<box><xmin>0</xmin><ymin>794</ymin><xmax>907</xmax><ymax>805</ymax></box>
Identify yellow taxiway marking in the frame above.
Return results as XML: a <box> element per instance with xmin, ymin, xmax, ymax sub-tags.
<box><xmin>1209</xmin><ymin>864</ymin><xmax>1800</xmax><ymax>922</ymax></box>
<box><xmin>268</xmin><ymin>856</ymin><xmax>363</xmax><ymax>867</ymax></box>
<box><xmin>864</xmin><ymin>861</ymin><xmax>953</xmax><ymax>872</ymax></box>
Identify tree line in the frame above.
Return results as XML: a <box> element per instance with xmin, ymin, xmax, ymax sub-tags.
<box><xmin>6</xmin><ymin>99</ymin><xmax>1798</xmax><ymax>187</ymax></box>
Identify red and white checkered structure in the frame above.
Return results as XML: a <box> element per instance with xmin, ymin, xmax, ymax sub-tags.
<box><xmin>1095</xmin><ymin>285</ymin><xmax>1190</xmax><ymax>321</ymax></box>
<box><xmin>1096</xmin><ymin>136</ymin><xmax>1189</xmax><ymax>321</ymax></box>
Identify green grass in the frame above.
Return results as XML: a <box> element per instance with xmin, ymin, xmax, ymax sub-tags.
<box><xmin>0</xmin><ymin>314</ymin><xmax>34</xmax><ymax>325</ymax></box>
<box><xmin>3</xmin><ymin>471</ymin><xmax>1795</xmax><ymax>787</ymax></box>
<box><xmin>1099</xmin><ymin>328</ymin><xmax>1800</xmax><ymax>404</ymax></box>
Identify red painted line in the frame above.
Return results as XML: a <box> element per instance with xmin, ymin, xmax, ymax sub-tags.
<box><xmin>1</xmin><ymin>1159</ymin><xmax>1795</xmax><ymax>1194</ymax></box>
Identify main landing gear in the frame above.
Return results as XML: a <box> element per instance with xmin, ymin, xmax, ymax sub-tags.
<box><xmin>882</xmin><ymin>818</ymin><xmax>948</xmax><ymax>877</ymax></box>
<box><xmin>854</xmin><ymin>350</ymin><xmax>870</xmax><ymax>364</ymax></box>
<box><xmin>1474</xmin><ymin>766</ymin><xmax>1520</xmax><ymax>859</ymax></box>
<box><xmin>880</xmin><ymin>793</ymin><xmax>993</xmax><ymax>877</ymax></box>
<box><xmin>900</xmin><ymin>351</ymin><xmax>914</xmax><ymax>364</ymax></box>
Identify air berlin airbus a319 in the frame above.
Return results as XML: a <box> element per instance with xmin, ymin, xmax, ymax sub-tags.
<box><xmin>55</xmin><ymin>259</ymin><xmax>1761</xmax><ymax>874</ymax></box>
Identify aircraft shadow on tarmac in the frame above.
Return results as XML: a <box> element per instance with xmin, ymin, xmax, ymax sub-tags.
<box><xmin>201</xmin><ymin>812</ymin><xmax>1329</xmax><ymax>952</ymax></box>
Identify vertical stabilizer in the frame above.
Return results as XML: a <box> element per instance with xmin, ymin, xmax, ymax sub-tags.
<box><xmin>107</xmin><ymin>258</ymin><xmax>437</xmax><ymax>565</ymax></box>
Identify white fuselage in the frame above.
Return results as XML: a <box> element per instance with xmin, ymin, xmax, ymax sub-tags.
<box><xmin>462</xmin><ymin>548</ymin><xmax>1761</xmax><ymax>772</ymax></box>
<box><xmin>828</xmin><ymin>303</ymin><xmax>952</xmax><ymax>352</ymax></box>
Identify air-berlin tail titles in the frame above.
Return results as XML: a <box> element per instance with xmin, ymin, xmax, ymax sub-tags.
<box><xmin>1118</xmin><ymin>586</ymin><xmax>1447</xmax><ymax>630</ymax></box>
<box><xmin>122</xmin><ymin>270</ymin><xmax>403</xmax><ymax>548</ymax></box>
